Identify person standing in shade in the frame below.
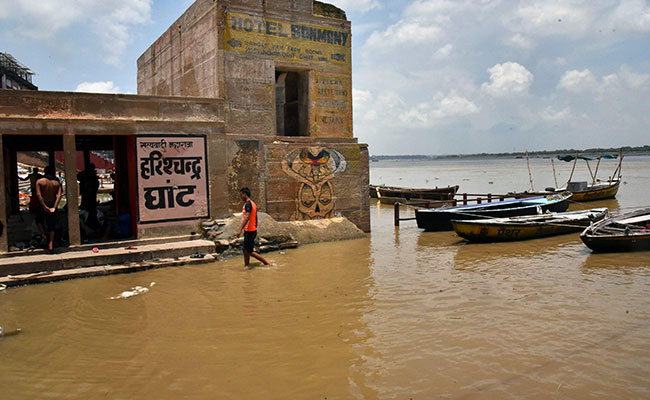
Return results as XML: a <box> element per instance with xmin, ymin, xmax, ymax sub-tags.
<box><xmin>35</xmin><ymin>166</ymin><xmax>62</xmax><ymax>251</ymax></box>
<box><xmin>20</xmin><ymin>166</ymin><xmax>42</xmax><ymax>190</ymax></box>
<box><xmin>236</xmin><ymin>187</ymin><xmax>271</xmax><ymax>267</ymax></box>
<box><xmin>78</xmin><ymin>163</ymin><xmax>100</xmax><ymax>230</ymax></box>
<box><xmin>20</xmin><ymin>167</ymin><xmax>45</xmax><ymax>237</ymax></box>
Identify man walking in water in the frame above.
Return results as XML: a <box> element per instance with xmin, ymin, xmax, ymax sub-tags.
<box><xmin>35</xmin><ymin>166</ymin><xmax>62</xmax><ymax>251</ymax></box>
<box><xmin>236</xmin><ymin>187</ymin><xmax>271</xmax><ymax>267</ymax></box>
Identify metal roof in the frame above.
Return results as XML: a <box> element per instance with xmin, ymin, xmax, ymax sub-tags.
<box><xmin>0</xmin><ymin>52</ymin><xmax>35</xmax><ymax>78</ymax></box>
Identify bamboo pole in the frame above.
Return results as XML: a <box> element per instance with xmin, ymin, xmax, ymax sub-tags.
<box><xmin>592</xmin><ymin>155</ymin><xmax>602</xmax><ymax>185</ymax></box>
<box><xmin>551</xmin><ymin>158</ymin><xmax>558</xmax><ymax>188</ymax></box>
<box><xmin>394</xmin><ymin>202</ymin><xmax>400</xmax><ymax>227</ymax></box>
<box><xmin>526</xmin><ymin>150</ymin><xmax>534</xmax><ymax>191</ymax></box>
<box><xmin>610</xmin><ymin>151</ymin><xmax>624</xmax><ymax>183</ymax></box>
<box><xmin>585</xmin><ymin>159</ymin><xmax>594</xmax><ymax>183</ymax></box>
<box><xmin>567</xmin><ymin>151</ymin><xmax>579</xmax><ymax>186</ymax></box>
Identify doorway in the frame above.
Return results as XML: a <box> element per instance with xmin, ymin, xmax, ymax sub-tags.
<box><xmin>276</xmin><ymin>70</ymin><xmax>309</xmax><ymax>136</ymax></box>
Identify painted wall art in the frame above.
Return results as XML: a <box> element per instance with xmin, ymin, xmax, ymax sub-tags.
<box><xmin>282</xmin><ymin>147</ymin><xmax>346</xmax><ymax>220</ymax></box>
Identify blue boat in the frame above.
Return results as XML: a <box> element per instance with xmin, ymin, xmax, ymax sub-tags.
<box><xmin>415</xmin><ymin>192</ymin><xmax>572</xmax><ymax>231</ymax></box>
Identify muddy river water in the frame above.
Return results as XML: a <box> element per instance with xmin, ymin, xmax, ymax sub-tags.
<box><xmin>1</xmin><ymin>156</ymin><xmax>649</xmax><ymax>399</ymax></box>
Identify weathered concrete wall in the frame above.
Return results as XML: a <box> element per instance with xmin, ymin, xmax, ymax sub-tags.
<box><xmin>0</xmin><ymin>91</ymin><xmax>225</xmax><ymax>123</ymax></box>
<box><xmin>138</xmin><ymin>0</ymin><xmax>353</xmax><ymax>139</ymax></box>
<box><xmin>224</xmin><ymin>0</ymin><xmax>314</xmax><ymax>16</ymax></box>
<box><xmin>226</xmin><ymin>139</ymin><xmax>266</xmax><ymax>213</ymax></box>
<box><xmin>137</xmin><ymin>0</ymin><xmax>220</xmax><ymax>97</ymax></box>
<box><xmin>224</xmin><ymin>53</ymin><xmax>276</xmax><ymax>135</ymax></box>
<box><xmin>222</xmin><ymin>3</ymin><xmax>352</xmax><ymax>137</ymax></box>
<box><xmin>311</xmin><ymin>71</ymin><xmax>352</xmax><ymax>137</ymax></box>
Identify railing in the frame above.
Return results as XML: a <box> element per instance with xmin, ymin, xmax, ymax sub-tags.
<box><xmin>392</xmin><ymin>193</ymin><xmax>513</xmax><ymax>227</ymax></box>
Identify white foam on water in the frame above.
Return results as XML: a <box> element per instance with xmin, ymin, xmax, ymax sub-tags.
<box><xmin>110</xmin><ymin>286</ymin><xmax>150</xmax><ymax>300</ymax></box>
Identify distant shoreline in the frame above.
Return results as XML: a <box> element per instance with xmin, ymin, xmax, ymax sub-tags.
<box><xmin>370</xmin><ymin>145</ymin><xmax>650</xmax><ymax>161</ymax></box>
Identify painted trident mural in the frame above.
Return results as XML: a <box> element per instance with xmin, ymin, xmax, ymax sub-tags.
<box><xmin>282</xmin><ymin>147</ymin><xmax>347</xmax><ymax>220</ymax></box>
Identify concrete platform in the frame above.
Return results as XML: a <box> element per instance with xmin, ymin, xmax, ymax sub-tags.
<box><xmin>0</xmin><ymin>238</ymin><xmax>217</xmax><ymax>287</ymax></box>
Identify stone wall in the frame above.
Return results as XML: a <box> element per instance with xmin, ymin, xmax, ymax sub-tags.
<box><xmin>223</xmin><ymin>53</ymin><xmax>276</xmax><ymax>135</ymax></box>
<box><xmin>137</xmin><ymin>0</ymin><xmax>220</xmax><ymax>97</ymax></box>
<box><xmin>138</xmin><ymin>0</ymin><xmax>353</xmax><ymax>139</ymax></box>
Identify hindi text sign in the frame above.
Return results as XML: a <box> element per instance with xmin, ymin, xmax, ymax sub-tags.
<box><xmin>136</xmin><ymin>136</ymin><xmax>209</xmax><ymax>223</ymax></box>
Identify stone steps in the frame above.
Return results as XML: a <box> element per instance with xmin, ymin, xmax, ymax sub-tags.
<box><xmin>0</xmin><ymin>239</ymin><xmax>216</xmax><ymax>286</ymax></box>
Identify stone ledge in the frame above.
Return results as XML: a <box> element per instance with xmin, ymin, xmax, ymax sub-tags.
<box><xmin>0</xmin><ymin>253</ymin><xmax>217</xmax><ymax>288</ymax></box>
<box><xmin>0</xmin><ymin>240</ymin><xmax>216</xmax><ymax>277</ymax></box>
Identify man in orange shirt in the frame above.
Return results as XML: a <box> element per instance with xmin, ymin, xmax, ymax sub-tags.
<box><xmin>236</xmin><ymin>187</ymin><xmax>271</xmax><ymax>267</ymax></box>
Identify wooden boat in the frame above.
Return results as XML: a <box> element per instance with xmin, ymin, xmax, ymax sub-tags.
<box><xmin>452</xmin><ymin>208</ymin><xmax>608</xmax><ymax>242</ymax></box>
<box><xmin>415</xmin><ymin>192</ymin><xmax>572</xmax><ymax>231</ymax></box>
<box><xmin>512</xmin><ymin>152</ymin><xmax>622</xmax><ymax>202</ymax></box>
<box><xmin>369</xmin><ymin>184</ymin><xmax>459</xmax><ymax>205</ymax></box>
<box><xmin>512</xmin><ymin>180</ymin><xmax>620</xmax><ymax>202</ymax></box>
<box><xmin>581</xmin><ymin>208</ymin><xmax>650</xmax><ymax>252</ymax></box>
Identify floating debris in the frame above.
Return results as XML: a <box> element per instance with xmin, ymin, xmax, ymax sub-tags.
<box><xmin>0</xmin><ymin>284</ymin><xmax>6</xmax><ymax>292</ymax></box>
<box><xmin>110</xmin><ymin>283</ymin><xmax>155</xmax><ymax>300</ymax></box>
<box><xmin>0</xmin><ymin>327</ymin><xmax>22</xmax><ymax>337</ymax></box>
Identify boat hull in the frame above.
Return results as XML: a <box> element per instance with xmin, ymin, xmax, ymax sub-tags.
<box><xmin>581</xmin><ymin>207</ymin><xmax>650</xmax><ymax>252</ymax></box>
<box><xmin>570</xmin><ymin>181</ymin><xmax>620</xmax><ymax>201</ymax></box>
<box><xmin>416</xmin><ymin>193</ymin><xmax>572</xmax><ymax>231</ymax></box>
<box><xmin>452</xmin><ymin>208</ymin><xmax>608</xmax><ymax>242</ymax></box>
<box><xmin>581</xmin><ymin>234</ymin><xmax>650</xmax><ymax>252</ymax></box>
<box><xmin>370</xmin><ymin>185</ymin><xmax>459</xmax><ymax>205</ymax></box>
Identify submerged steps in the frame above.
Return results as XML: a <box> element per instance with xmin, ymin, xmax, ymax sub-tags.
<box><xmin>0</xmin><ymin>239</ymin><xmax>216</xmax><ymax>287</ymax></box>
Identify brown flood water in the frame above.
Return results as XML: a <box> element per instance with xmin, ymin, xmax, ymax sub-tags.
<box><xmin>1</xmin><ymin>156</ymin><xmax>650</xmax><ymax>399</ymax></box>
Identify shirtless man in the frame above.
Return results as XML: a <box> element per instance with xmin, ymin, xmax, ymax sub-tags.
<box><xmin>35</xmin><ymin>166</ymin><xmax>62</xmax><ymax>251</ymax></box>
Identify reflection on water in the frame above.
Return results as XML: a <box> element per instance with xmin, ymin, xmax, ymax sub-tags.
<box><xmin>1</xmin><ymin>157</ymin><xmax>650</xmax><ymax>399</ymax></box>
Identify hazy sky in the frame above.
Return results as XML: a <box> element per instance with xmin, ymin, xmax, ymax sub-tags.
<box><xmin>2</xmin><ymin>0</ymin><xmax>649</xmax><ymax>155</ymax></box>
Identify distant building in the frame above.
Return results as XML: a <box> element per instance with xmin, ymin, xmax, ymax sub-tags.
<box><xmin>0</xmin><ymin>53</ymin><xmax>37</xmax><ymax>90</ymax></box>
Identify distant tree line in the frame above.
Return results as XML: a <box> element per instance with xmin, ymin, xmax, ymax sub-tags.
<box><xmin>370</xmin><ymin>145</ymin><xmax>650</xmax><ymax>161</ymax></box>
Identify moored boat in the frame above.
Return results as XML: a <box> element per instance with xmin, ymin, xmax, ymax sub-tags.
<box><xmin>370</xmin><ymin>184</ymin><xmax>459</xmax><ymax>205</ymax></box>
<box><xmin>512</xmin><ymin>180</ymin><xmax>620</xmax><ymax>202</ymax></box>
<box><xmin>512</xmin><ymin>152</ymin><xmax>623</xmax><ymax>202</ymax></box>
<box><xmin>415</xmin><ymin>192</ymin><xmax>572</xmax><ymax>231</ymax></box>
<box><xmin>452</xmin><ymin>208</ymin><xmax>608</xmax><ymax>242</ymax></box>
<box><xmin>581</xmin><ymin>208</ymin><xmax>650</xmax><ymax>252</ymax></box>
